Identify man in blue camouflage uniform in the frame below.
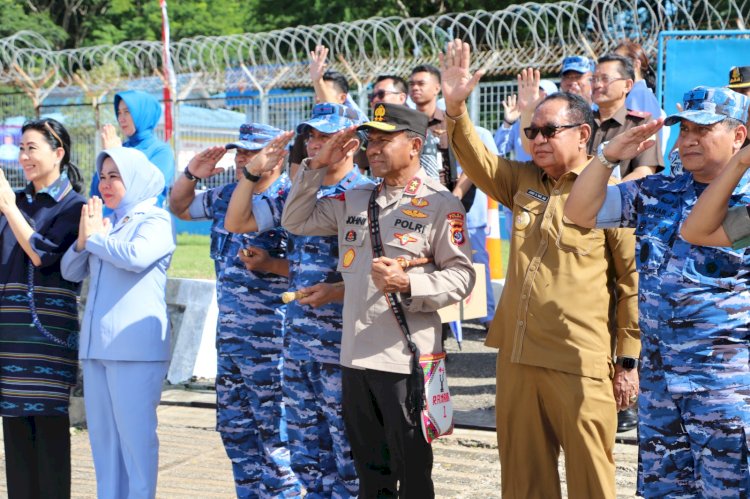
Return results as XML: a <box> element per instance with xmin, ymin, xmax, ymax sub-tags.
<box><xmin>170</xmin><ymin>124</ymin><xmax>301</xmax><ymax>498</ymax></box>
<box><xmin>565</xmin><ymin>87</ymin><xmax>750</xmax><ymax>497</ymax></box>
<box><xmin>277</xmin><ymin>103</ymin><xmax>372</xmax><ymax>498</ymax></box>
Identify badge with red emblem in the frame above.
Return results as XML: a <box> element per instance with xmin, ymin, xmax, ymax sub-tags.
<box><xmin>447</xmin><ymin>212</ymin><xmax>465</xmax><ymax>246</ymax></box>
<box><xmin>394</xmin><ymin>232</ymin><xmax>418</xmax><ymax>246</ymax></box>
<box><xmin>345</xmin><ymin>230</ymin><xmax>357</xmax><ymax>242</ymax></box>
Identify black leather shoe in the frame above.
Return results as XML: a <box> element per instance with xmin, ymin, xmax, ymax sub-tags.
<box><xmin>617</xmin><ymin>407</ymin><xmax>638</xmax><ymax>433</ymax></box>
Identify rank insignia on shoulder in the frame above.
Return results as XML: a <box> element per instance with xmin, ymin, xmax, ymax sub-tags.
<box><xmin>405</xmin><ymin>177</ymin><xmax>421</xmax><ymax>195</ymax></box>
<box><xmin>394</xmin><ymin>232</ymin><xmax>418</xmax><ymax>245</ymax></box>
<box><xmin>402</xmin><ymin>208</ymin><xmax>428</xmax><ymax>218</ymax></box>
<box><xmin>326</xmin><ymin>192</ymin><xmax>346</xmax><ymax>201</ymax></box>
<box><xmin>342</xmin><ymin>248</ymin><xmax>356</xmax><ymax>268</ymax></box>
<box><xmin>411</xmin><ymin>197</ymin><xmax>429</xmax><ymax>208</ymax></box>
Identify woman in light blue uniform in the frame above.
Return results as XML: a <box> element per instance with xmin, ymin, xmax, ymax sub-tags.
<box><xmin>61</xmin><ymin>147</ymin><xmax>176</xmax><ymax>499</ymax></box>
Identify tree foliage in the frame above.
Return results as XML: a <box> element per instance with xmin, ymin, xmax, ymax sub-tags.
<box><xmin>7</xmin><ymin>0</ymin><xmax>538</xmax><ymax>49</ymax></box>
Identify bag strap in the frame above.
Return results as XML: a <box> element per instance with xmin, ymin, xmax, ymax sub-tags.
<box><xmin>367</xmin><ymin>184</ymin><xmax>424</xmax><ymax>417</ymax></box>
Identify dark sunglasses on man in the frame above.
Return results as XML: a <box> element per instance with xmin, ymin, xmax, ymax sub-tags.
<box><xmin>523</xmin><ymin>123</ymin><xmax>583</xmax><ymax>140</ymax></box>
<box><xmin>368</xmin><ymin>89</ymin><xmax>403</xmax><ymax>102</ymax></box>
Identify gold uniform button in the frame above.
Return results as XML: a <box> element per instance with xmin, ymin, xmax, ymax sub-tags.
<box><xmin>515</xmin><ymin>211</ymin><xmax>531</xmax><ymax>230</ymax></box>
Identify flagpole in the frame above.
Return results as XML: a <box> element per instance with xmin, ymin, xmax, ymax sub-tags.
<box><xmin>160</xmin><ymin>0</ymin><xmax>178</xmax><ymax>149</ymax></box>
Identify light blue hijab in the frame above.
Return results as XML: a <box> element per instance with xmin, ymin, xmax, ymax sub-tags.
<box><xmin>95</xmin><ymin>147</ymin><xmax>165</xmax><ymax>223</ymax></box>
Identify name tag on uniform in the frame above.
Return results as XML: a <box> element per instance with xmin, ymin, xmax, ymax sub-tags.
<box><xmin>526</xmin><ymin>189</ymin><xmax>548</xmax><ymax>202</ymax></box>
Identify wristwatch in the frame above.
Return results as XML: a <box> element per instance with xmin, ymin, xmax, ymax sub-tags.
<box><xmin>615</xmin><ymin>356</ymin><xmax>638</xmax><ymax>370</ymax></box>
<box><xmin>183</xmin><ymin>166</ymin><xmax>200</xmax><ymax>182</ymax></box>
<box><xmin>597</xmin><ymin>141</ymin><xmax>620</xmax><ymax>170</ymax></box>
<box><xmin>242</xmin><ymin>166</ymin><xmax>261</xmax><ymax>183</ymax></box>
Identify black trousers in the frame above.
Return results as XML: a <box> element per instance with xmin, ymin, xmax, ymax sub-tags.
<box><xmin>341</xmin><ymin>367</ymin><xmax>434</xmax><ymax>499</ymax></box>
<box><xmin>3</xmin><ymin>415</ymin><xmax>71</xmax><ymax>499</ymax></box>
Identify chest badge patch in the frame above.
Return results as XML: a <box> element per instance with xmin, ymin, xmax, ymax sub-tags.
<box><xmin>345</xmin><ymin>230</ymin><xmax>357</xmax><ymax>242</ymax></box>
<box><xmin>401</xmin><ymin>208</ymin><xmax>428</xmax><ymax>218</ymax></box>
<box><xmin>411</xmin><ymin>197</ymin><xmax>429</xmax><ymax>208</ymax></box>
<box><xmin>342</xmin><ymin>248</ymin><xmax>356</xmax><ymax>268</ymax></box>
<box><xmin>515</xmin><ymin>211</ymin><xmax>531</xmax><ymax>230</ymax></box>
<box><xmin>394</xmin><ymin>233</ymin><xmax>418</xmax><ymax>246</ymax></box>
<box><xmin>405</xmin><ymin>177</ymin><xmax>421</xmax><ymax>195</ymax></box>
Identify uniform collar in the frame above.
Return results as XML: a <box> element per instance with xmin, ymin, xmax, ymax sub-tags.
<box><xmin>24</xmin><ymin>172</ymin><xmax>72</xmax><ymax>204</ymax></box>
<box><xmin>376</xmin><ymin>169</ymin><xmax>428</xmax><ymax>208</ymax></box>
<box><xmin>595</xmin><ymin>104</ymin><xmax>627</xmax><ymax>126</ymax></box>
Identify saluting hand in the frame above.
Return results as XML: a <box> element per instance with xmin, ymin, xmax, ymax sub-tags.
<box><xmin>601</xmin><ymin>118</ymin><xmax>665</xmax><ymax>164</ymax></box>
<box><xmin>186</xmin><ymin>146</ymin><xmax>227</xmax><ymax>179</ymax></box>
<box><xmin>371</xmin><ymin>257</ymin><xmax>411</xmax><ymax>294</ymax></box>
<box><xmin>308</xmin><ymin>126</ymin><xmax>359</xmax><ymax>170</ymax></box>
<box><xmin>244</xmin><ymin>131</ymin><xmax>294</xmax><ymax>177</ymax></box>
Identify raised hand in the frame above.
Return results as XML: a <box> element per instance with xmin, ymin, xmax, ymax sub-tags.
<box><xmin>100</xmin><ymin>124</ymin><xmax>123</xmax><ymax>149</ymax></box>
<box><xmin>602</xmin><ymin>118</ymin><xmax>665</xmax><ymax>163</ymax></box>
<box><xmin>186</xmin><ymin>146</ymin><xmax>227</xmax><ymax>179</ymax></box>
<box><xmin>244</xmin><ymin>131</ymin><xmax>294</xmax><ymax>177</ymax></box>
<box><xmin>309</xmin><ymin>45</ymin><xmax>329</xmax><ymax>83</ymax></box>
<box><xmin>439</xmin><ymin>39</ymin><xmax>485</xmax><ymax>113</ymax></box>
<box><xmin>516</xmin><ymin>68</ymin><xmax>542</xmax><ymax>114</ymax></box>
<box><xmin>308</xmin><ymin>126</ymin><xmax>359</xmax><ymax>170</ymax></box>
<box><xmin>0</xmin><ymin>168</ymin><xmax>15</xmax><ymax>214</ymax></box>
<box><xmin>502</xmin><ymin>94</ymin><xmax>520</xmax><ymax>125</ymax></box>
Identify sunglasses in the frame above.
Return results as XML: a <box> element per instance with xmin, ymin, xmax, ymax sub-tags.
<box><xmin>523</xmin><ymin>123</ymin><xmax>583</xmax><ymax>140</ymax></box>
<box><xmin>368</xmin><ymin>89</ymin><xmax>403</xmax><ymax>101</ymax></box>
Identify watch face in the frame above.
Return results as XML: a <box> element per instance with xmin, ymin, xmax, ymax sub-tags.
<box><xmin>621</xmin><ymin>357</ymin><xmax>637</xmax><ymax>369</ymax></box>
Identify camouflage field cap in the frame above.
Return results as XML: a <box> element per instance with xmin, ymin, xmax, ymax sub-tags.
<box><xmin>226</xmin><ymin>123</ymin><xmax>283</xmax><ymax>151</ymax></box>
<box><xmin>561</xmin><ymin>55</ymin><xmax>595</xmax><ymax>74</ymax></box>
<box><xmin>664</xmin><ymin>86</ymin><xmax>750</xmax><ymax>126</ymax></box>
<box><xmin>296</xmin><ymin>102</ymin><xmax>361</xmax><ymax>135</ymax></box>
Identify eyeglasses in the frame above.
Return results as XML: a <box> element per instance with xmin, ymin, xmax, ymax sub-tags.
<box><xmin>368</xmin><ymin>89</ymin><xmax>403</xmax><ymax>101</ymax></box>
<box><xmin>523</xmin><ymin>123</ymin><xmax>583</xmax><ymax>140</ymax></box>
<box><xmin>591</xmin><ymin>75</ymin><xmax>627</xmax><ymax>86</ymax></box>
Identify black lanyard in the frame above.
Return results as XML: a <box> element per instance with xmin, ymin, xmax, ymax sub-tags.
<box><xmin>367</xmin><ymin>184</ymin><xmax>424</xmax><ymax>417</ymax></box>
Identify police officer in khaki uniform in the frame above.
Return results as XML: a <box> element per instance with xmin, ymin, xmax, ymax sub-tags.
<box><xmin>441</xmin><ymin>39</ymin><xmax>640</xmax><ymax>498</ymax></box>
<box><xmin>281</xmin><ymin>103</ymin><xmax>476</xmax><ymax>498</ymax></box>
<box><xmin>588</xmin><ymin>54</ymin><xmax>664</xmax><ymax>181</ymax></box>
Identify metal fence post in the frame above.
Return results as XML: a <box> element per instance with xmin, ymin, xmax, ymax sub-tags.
<box><xmin>468</xmin><ymin>90</ymin><xmax>479</xmax><ymax>124</ymax></box>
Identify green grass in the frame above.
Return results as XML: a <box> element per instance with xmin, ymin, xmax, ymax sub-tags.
<box><xmin>169</xmin><ymin>234</ymin><xmax>215</xmax><ymax>279</ymax></box>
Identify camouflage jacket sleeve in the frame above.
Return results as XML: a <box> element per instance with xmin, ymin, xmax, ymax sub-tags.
<box><xmin>281</xmin><ymin>160</ymin><xmax>339</xmax><ymax>237</ymax></box>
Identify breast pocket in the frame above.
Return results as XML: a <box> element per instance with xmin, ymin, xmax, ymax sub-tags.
<box><xmin>337</xmin><ymin>228</ymin><xmax>367</xmax><ymax>273</ymax></box>
<box><xmin>682</xmin><ymin>245</ymin><xmax>748</xmax><ymax>291</ymax></box>
<box><xmin>634</xmin><ymin>216</ymin><xmax>678</xmax><ymax>274</ymax></box>
<box><xmin>512</xmin><ymin>191</ymin><xmax>545</xmax><ymax>239</ymax></box>
<box><xmin>557</xmin><ymin>215</ymin><xmax>603</xmax><ymax>256</ymax></box>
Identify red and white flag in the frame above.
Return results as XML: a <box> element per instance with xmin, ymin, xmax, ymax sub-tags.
<box><xmin>160</xmin><ymin>0</ymin><xmax>176</xmax><ymax>141</ymax></box>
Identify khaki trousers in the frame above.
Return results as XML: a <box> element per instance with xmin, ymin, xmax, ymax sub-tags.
<box><xmin>495</xmin><ymin>355</ymin><xmax>617</xmax><ymax>499</ymax></box>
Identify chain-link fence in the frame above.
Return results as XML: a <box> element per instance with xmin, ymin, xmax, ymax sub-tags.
<box><xmin>1</xmin><ymin>81</ymin><xmax>521</xmax><ymax>190</ymax></box>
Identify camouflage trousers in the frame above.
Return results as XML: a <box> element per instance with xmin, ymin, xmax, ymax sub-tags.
<box><xmin>638</xmin><ymin>365</ymin><xmax>750</xmax><ymax>498</ymax></box>
<box><xmin>216</xmin><ymin>353</ymin><xmax>301</xmax><ymax>498</ymax></box>
<box><xmin>283</xmin><ymin>359</ymin><xmax>359</xmax><ymax>498</ymax></box>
